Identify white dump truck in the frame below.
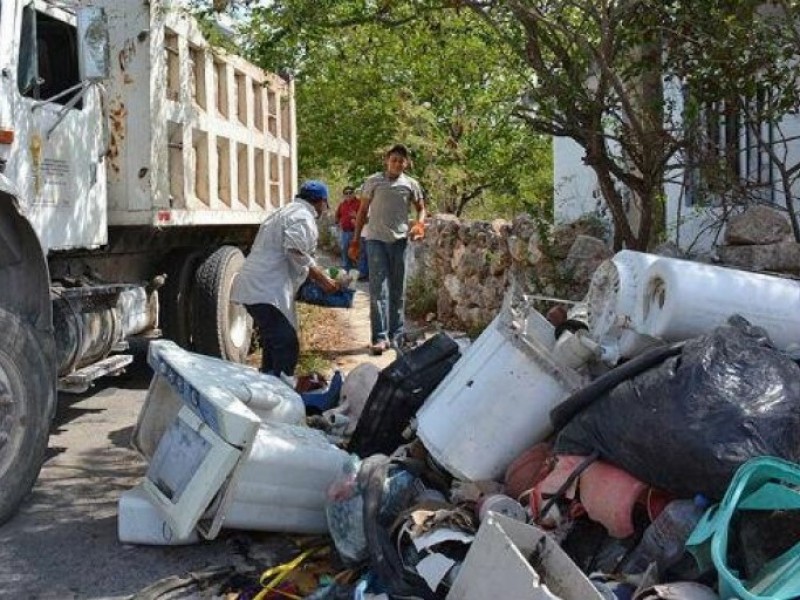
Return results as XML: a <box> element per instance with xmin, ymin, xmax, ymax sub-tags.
<box><xmin>0</xmin><ymin>0</ymin><xmax>297</xmax><ymax>523</ymax></box>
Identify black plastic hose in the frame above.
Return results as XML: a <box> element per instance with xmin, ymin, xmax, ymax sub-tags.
<box><xmin>550</xmin><ymin>341</ymin><xmax>685</xmax><ymax>431</ymax></box>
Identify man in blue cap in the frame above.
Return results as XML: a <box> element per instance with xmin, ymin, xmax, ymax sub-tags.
<box><xmin>232</xmin><ymin>180</ymin><xmax>339</xmax><ymax>379</ymax></box>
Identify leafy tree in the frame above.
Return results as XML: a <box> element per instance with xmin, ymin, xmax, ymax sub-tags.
<box><xmin>200</xmin><ymin>1</ymin><xmax>553</xmax><ymax>217</ymax></box>
<box><xmin>208</xmin><ymin>0</ymin><xmax>800</xmax><ymax>248</ymax></box>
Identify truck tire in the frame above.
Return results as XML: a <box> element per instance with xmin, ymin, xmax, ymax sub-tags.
<box><xmin>0</xmin><ymin>308</ymin><xmax>55</xmax><ymax>526</ymax></box>
<box><xmin>159</xmin><ymin>249</ymin><xmax>207</xmax><ymax>349</ymax></box>
<box><xmin>192</xmin><ymin>246</ymin><xmax>252</xmax><ymax>363</ymax></box>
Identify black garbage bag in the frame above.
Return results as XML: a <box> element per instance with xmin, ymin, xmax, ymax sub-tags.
<box><xmin>555</xmin><ymin>316</ymin><xmax>800</xmax><ymax>499</ymax></box>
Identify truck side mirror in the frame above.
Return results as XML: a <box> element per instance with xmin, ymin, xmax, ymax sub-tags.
<box><xmin>77</xmin><ymin>7</ymin><xmax>110</xmax><ymax>81</ymax></box>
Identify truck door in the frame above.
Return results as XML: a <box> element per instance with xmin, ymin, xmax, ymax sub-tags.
<box><xmin>9</xmin><ymin>0</ymin><xmax>106</xmax><ymax>253</ymax></box>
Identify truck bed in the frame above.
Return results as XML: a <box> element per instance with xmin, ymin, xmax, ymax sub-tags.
<box><xmin>100</xmin><ymin>0</ymin><xmax>296</xmax><ymax>227</ymax></box>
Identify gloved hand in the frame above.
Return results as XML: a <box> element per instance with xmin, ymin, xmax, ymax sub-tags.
<box><xmin>347</xmin><ymin>239</ymin><xmax>360</xmax><ymax>262</ymax></box>
<box><xmin>320</xmin><ymin>275</ymin><xmax>340</xmax><ymax>294</ymax></box>
<box><xmin>409</xmin><ymin>221</ymin><xmax>425</xmax><ymax>241</ymax></box>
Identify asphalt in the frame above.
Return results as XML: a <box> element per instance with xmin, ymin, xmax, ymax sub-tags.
<box><xmin>0</xmin><ymin>276</ymin><xmax>392</xmax><ymax>599</ymax></box>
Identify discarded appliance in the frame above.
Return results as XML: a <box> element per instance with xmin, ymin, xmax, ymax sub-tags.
<box><xmin>417</xmin><ymin>300</ymin><xmax>584</xmax><ymax>481</ymax></box>
<box><xmin>639</xmin><ymin>255</ymin><xmax>800</xmax><ymax>351</ymax></box>
<box><xmin>585</xmin><ymin>250</ymin><xmax>661</xmax><ymax>362</ymax></box>
<box><xmin>118</xmin><ymin>484</ymin><xmax>200</xmax><ymax>545</ymax></box>
<box><xmin>133</xmin><ymin>340</ymin><xmax>305</xmax><ymax>459</ymax></box>
<box><xmin>447</xmin><ymin>513</ymin><xmax>604</xmax><ymax>600</ymax></box>
<box><xmin>122</xmin><ymin>344</ymin><xmax>350</xmax><ymax>544</ymax></box>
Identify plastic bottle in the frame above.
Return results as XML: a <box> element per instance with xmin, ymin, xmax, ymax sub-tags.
<box><xmin>620</xmin><ymin>495</ymin><xmax>709</xmax><ymax>575</ymax></box>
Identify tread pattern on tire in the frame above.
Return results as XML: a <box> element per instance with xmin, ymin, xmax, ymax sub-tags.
<box><xmin>0</xmin><ymin>308</ymin><xmax>55</xmax><ymax>526</ymax></box>
<box><xmin>159</xmin><ymin>249</ymin><xmax>207</xmax><ymax>349</ymax></box>
<box><xmin>192</xmin><ymin>245</ymin><xmax>250</xmax><ymax>362</ymax></box>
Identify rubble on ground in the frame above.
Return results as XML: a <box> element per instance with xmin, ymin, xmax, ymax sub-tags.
<box><xmin>122</xmin><ymin>250</ymin><xmax>800</xmax><ymax>599</ymax></box>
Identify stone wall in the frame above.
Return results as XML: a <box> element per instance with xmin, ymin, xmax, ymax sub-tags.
<box><xmin>327</xmin><ymin>203</ymin><xmax>799</xmax><ymax>334</ymax></box>
<box><xmin>410</xmin><ymin>213</ymin><xmax>612</xmax><ymax>331</ymax></box>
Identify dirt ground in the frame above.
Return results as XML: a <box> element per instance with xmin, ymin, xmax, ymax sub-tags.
<box><xmin>302</xmin><ymin>276</ymin><xmax>397</xmax><ymax>373</ymax></box>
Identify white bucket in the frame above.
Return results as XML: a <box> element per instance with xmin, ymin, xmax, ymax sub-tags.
<box><xmin>219</xmin><ymin>421</ymin><xmax>351</xmax><ymax>534</ymax></box>
<box><xmin>416</xmin><ymin>303</ymin><xmax>584</xmax><ymax>482</ymax></box>
<box><xmin>639</xmin><ymin>257</ymin><xmax>800</xmax><ymax>350</ymax></box>
<box><xmin>586</xmin><ymin>250</ymin><xmax>660</xmax><ymax>361</ymax></box>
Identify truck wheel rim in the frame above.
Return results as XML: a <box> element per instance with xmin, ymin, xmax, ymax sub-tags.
<box><xmin>228</xmin><ymin>302</ymin><xmax>249</xmax><ymax>350</ymax></box>
<box><xmin>0</xmin><ymin>358</ymin><xmax>25</xmax><ymax>477</ymax></box>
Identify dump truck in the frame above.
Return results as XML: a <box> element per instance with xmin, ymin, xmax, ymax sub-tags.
<box><xmin>0</xmin><ymin>0</ymin><xmax>297</xmax><ymax>524</ymax></box>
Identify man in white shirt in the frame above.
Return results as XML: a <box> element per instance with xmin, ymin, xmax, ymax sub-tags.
<box><xmin>231</xmin><ymin>180</ymin><xmax>339</xmax><ymax>377</ymax></box>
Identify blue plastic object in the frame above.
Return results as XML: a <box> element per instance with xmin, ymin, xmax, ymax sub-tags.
<box><xmin>687</xmin><ymin>456</ymin><xmax>800</xmax><ymax>600</ymax></box>
<box><xmin>300</xmin><ymin>370</ymin><xmax>343</xmax><ymax>412</ymax></box>
<box><xmin>297</xmin><ymin>281</ymin><xmax>355</xmax><ymax>308</ymax></box>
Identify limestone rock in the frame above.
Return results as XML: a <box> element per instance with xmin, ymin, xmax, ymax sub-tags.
<box><xmin>560</xmin><ymin>235</ymin><xmax>612</xmax><ymax>292</ymax></box>
<box><xmin>718</xmin><ymin>242</ymin><xmax>800</xmax><ymax>274</ymax></box>
<box><xmin>508</xmin><ymin>235</ymin><xmax>528</xmax><ymax>263</ymax></box>
<box><xmin>511</xmin><ymin>214</ymin><xmax>538</xmax><ymax>240</ymax></box>
<box><xmin>725</xmin><ymin>205</ymin><xmax>793</xmax><ymax>246</ymax></box>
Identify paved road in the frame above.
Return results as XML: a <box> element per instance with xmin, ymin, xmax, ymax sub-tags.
<box><xmin>0</xmin><ymin>358</ymin><xmax>299</xmax><ymax>600</ymax></box>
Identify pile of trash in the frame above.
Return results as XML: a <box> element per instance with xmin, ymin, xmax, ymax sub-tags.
<box><xmin>121</xmin><ymin>252</ymin><xmax>800</xmax><ymax>599</ymax></box>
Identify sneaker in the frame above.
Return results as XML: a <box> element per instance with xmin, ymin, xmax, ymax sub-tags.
<box><xmin>369</xmin><ymin>340</ymin><xmax>389</xmax><ymax>356</ymax></box>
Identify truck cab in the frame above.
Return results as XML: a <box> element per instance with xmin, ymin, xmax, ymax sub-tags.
<box><xmin>0</xmin><ymin>0</ymin><xmax>297</xmax><ymax>525</ymax></box>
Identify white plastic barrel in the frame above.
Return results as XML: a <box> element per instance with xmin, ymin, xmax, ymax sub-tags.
<box><xmin>585</xmin><ymin>250</ymin><xmax>660</xmax><ymax>361</ymax></box>
<box><xmin>416</xmin><ymin>304</ymin><xmax>584</xmax><ymax>482</ymax></box>
<box><xmin>639</xmin><ymin>256</ymin><xmax>800</xmax><ymax>350</ymax></box>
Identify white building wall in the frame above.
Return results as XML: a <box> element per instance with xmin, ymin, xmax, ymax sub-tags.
<box><xmin>553</xmin><ymin>77</ymin><xmax>800</xmax><ymax>254</ymax></box>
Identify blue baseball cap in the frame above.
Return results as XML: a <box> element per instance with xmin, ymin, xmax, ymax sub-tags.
<box><xmin>298</xmin><ymin>180</ymin><xmax>329</xmax><ymax>202</ymax></box>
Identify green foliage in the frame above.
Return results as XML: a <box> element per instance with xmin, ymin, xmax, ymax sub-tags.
<box><xmin>236</xmin><ymin>2</ymin><xmax>553</xmax><ymax>219</ymax></box>
<box><xmin>405</xmin><ymin>269</ymin><xmax>439</xmax><ymax>321</ymax></box>
<box><xmin>211</xmin><ymin>0</ymin><xmax>800</xmax><ymax>247</ymax></box>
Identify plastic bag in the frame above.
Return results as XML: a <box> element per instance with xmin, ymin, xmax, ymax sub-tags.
<box><xmin>325</xmin><ymin>455</ymin><xmax>368</xmax><ymax>564</ymax></box>
<box><xmin>555</xmin><ymin>317</ymin><xmax>800</xmax><ymax>499</ymax></box>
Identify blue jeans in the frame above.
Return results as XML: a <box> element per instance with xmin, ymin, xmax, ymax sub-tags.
<box><xmin>245</xmin><ymin>303</ymin><xmax>299</xmax><ymax>377</ymax></box>
<box><xmin>358</xmin><ymin>236</ymin><xmax>369</xmax><ymax>278</ymax></box>
<box><xmin>367</xmin><ymin>238</ymin><xmax>407</xmax><ymax>344</ymax></box>
<box><xmin>340</xmin><ymin>230</ymin><xmax>356</xmax><ymax>270</ymax></box>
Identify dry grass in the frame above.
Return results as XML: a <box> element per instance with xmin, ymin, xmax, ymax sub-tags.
<box><xmin>247</xmin><ymin>303</ymin><xmax>343</xmax><ymax>376</ymax></box>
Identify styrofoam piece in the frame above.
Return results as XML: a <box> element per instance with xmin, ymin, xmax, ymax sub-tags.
<box><xmin>134</xmin><ymin>340</ymin><xmax>305</xmax><ymax>459</ymax></box>
<box><xmin>216</xmin><ymin>421</ymin><xmax>352</xmax><ymax>535</ymax></box>
<box><xmin>118</xmin><ymin>484</ymin><xmax>200</xmax><ymax>545</ymax></box>
<box><xmin>639</xmin><ymin>257</ymin><xmax>800</xmax><ymax>349</ymax></box>
<box><xmin>416</xmin><ymin>304</ymin><xmax>584</xmax><ymax>482</ymax></box>
<box><xmin>586</xmin><ymin>250</ymin><xmax>660</xmax><ymax>361</ymax></box>
<box><xmin>447</xmin><ymin>513</ymin><xmax>604</xmax><ymax>600</ymax></box>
